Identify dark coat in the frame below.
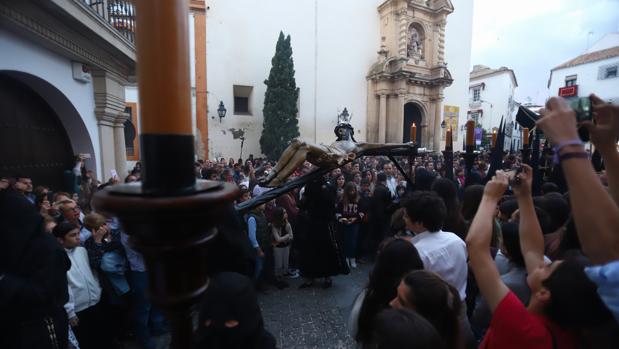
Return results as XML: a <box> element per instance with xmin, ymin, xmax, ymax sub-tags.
<box><xmin>369</xmin><ymin>183</ymin><xmax>392</xmax><ymax>235</ymax></box>
<box><xmin>297</xmin><ymin>178</ymin><xmax>344</xmax><ymax>278</ymax></box>
<box><xmin>0</xmin><ymin>189</ymin><xmax>71</xmax><ymax>349</ymax></box>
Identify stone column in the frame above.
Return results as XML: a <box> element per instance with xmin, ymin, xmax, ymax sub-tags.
<box><xmin>97</xmin><ymin>120</ymin><xmax>116</xmax><ymax>181</ymax></box>
<box><xmin>378</xmin><ymin>93</ymin><xmax>387</xmax><ymax>143</ymax></box>
<box><xmin>366</xmin><ymin>82</ymin><xmax>379</xmax><ymax>143</ymax></box>
<box><xmin>437</xmin><ymin>19</ymin><xmax>447</xmax><ymax>65</ymax></box>
<box><xmin>92</xmin><ymin>70</ymin><xmax>130</xmax><ymax>180</ymax></box>
<box><xmin>113</xmin><ymin>120</ymin><xmax>129</xmax><ymax>178</ymax></box>
<box><xmin>425</xmin><ymin>100</ymin><xmax>436</xmax><ymax>149</ymax></box>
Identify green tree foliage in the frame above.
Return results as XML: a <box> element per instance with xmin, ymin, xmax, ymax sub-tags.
<box><xmin>260</xmin><ymin>31</ymin><xmax>300</xmax><ymax>160</ymax></box>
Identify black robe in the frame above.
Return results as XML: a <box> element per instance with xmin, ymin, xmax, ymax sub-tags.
<box><xmin>194</xmin><ymin>272</ymin><xmax>276</xmax><ymax>349</ymax></box>
<box><xmin>0</xmin><ymin>189</ymin><xmax>71</xmax><ymax>349</ymax></box>
<box><xmin>297</xmin><ymin>178</ymin><xmax>346</xmax><ymax>279</ymax></box>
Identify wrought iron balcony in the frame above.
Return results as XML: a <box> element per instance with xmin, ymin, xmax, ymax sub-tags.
<box><xmin>83</xmin><ymin>0</ymin><xmax>136</xmax><ymax>44</ymax></box>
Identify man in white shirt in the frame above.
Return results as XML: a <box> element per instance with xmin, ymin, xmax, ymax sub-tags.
<box><xmin>403</xmin><ymin>191</ymin><xmax>467</xmax><ymax>299</ymax></box>
<box><xmin>403</xmin><ymin>190</ymin><xmax>475</xmax><ymax>348</ymax></box>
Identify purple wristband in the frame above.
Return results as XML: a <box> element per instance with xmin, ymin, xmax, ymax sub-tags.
<box><xmin>552</xmin><ymin>139</ymin><xmax>584</xmax><ymax>165</ymax></box>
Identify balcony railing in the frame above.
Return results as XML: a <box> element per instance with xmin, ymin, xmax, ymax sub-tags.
<box><xmin>83</xmin><ymin>0</ymin><xmax>136</xmax><ymax>44</ymax></box>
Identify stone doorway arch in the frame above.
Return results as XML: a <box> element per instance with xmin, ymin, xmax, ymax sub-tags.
<box><xmin>0</xmin><ymin>71</ymin><xmax>96</xmax><ymax>190</ymax></box>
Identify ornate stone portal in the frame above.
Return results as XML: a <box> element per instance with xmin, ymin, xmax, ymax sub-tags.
<box><xmin>367</xmin><ymin>0</ymin><xmax>454</xmax><ymax>151</ymax></box>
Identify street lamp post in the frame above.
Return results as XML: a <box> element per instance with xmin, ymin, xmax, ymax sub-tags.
<box><xmin>239</xmin><ymin>135</ymin><xmax>245</xmax><ymax>160</ymax></box>
<box><xmin>217</xmin><ymin>101</ymin><xmax>227</xmax><ymax>123</ymax></box>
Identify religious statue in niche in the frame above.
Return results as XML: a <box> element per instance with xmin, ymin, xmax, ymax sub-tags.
<box><xmin>407</xmin><ymin>26</ymin><xmax>423</xmax><ymax>58</ymax></box>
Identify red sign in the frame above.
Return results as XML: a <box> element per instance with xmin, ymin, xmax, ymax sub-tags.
<box><xmin>559</xmin><ymin>85</ymin><xmax>578</xmax><ymax>97</ymax></box>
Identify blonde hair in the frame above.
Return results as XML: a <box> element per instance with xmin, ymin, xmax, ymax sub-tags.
<box><xmin>83</xmin><ymin>213</ymin><xmax>107</xmax><ymax>230</ymax></box>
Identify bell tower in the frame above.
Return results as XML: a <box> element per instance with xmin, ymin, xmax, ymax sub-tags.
<box><xmin>367</xmin><ymin>0</ymin><xmax>454</xmax><ymax>151</ymax></box>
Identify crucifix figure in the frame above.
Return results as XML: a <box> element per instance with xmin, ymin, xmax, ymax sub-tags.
<box><xmin>261</xmin><ymin>123</ymin><xmax>415</xmax><ymax>187</ymax></box>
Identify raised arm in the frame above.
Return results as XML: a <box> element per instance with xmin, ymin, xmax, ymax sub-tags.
<box><xmin>466</xmin><ymin>173</ymin><xmax>510</xmax><ymax>311</ymax></box>
<box><xmin>512</xmin><ymin>164</ymin><xmax>545</xmax><ymax>274</ymax></box>
<box><xmin>587</xmin><ymin>94</ymin><xmax>619</xmax><ymax>206</ymax></box>
<box><xmin>538</xmin><ymin>97</ymin><xmax>619</xmax><ymax>264</ymax></box>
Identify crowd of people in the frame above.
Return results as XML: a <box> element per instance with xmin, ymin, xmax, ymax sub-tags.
<box><xmin>1</xmin><ymin>94</ymin><xmax>619</xmax><ymax>349</ymax></box>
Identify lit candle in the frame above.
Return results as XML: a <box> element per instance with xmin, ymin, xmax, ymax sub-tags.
<box><xmin>136</xmin><ymin>0</ymin><xmax>191</xmax><ymax>135</ymax></box>
<box><xmin>446</xmin><ymin>129</ymin><xmax>452</xmax><ymax>149</ymax></box>
<box><xmin>523</xmin><ymin>127</ymin><xmax>529</xmax><ymax>146</ymax></box>
<box><xmin>135</xmin><ymin>0</ymin><xmax>195</xmax><ymax>193</ymax></box>
<box><xmin>466</xmin><ymin>120</ymin><xmax>475</xmax><ymax>146</ymax></box>
<box><xmin>411</xmin><ymin>123</ymin><xmax>417</xmax><ymax>143</ymax></box>
<box><xmin>491</xmin><ymin>130</ymin><xmax>497</xmax><ymax>149</ymax></box>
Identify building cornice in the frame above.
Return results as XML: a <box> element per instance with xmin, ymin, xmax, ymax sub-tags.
<box><xmin>0</xmin><ymin>2</ymin><xmax>134</xmax><ymax>79</ymax></box>
<box><xmin>368</xmin><ymin>68</ymin><xmax>453</xmax><ymax>87</ymax></box>
<box><xmin>470</xmin><ymin>69</ymin><xmax>518</xmax><ymax>88</ymax></box>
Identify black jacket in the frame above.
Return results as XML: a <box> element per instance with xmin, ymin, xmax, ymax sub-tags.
<box><xmin>0</xmin><ymin>189</ymin><xmax>71</xmax><ymax>349</ymax></box>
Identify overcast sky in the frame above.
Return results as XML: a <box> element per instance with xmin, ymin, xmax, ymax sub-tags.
<box><xmin>471</xmin><ymin>0</ymin><xmax>619</xmax><ymax>105</ymax></box>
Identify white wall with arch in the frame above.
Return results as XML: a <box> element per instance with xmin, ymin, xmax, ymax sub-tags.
<box><xmin>0</xmin><ymin>29</ymin><xmax>101</xmax><ymax>178</ymax></box>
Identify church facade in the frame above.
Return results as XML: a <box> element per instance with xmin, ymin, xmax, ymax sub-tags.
<box><xmin>204</xmin><ymin>0</ymin><xmax>473</xmax><ymax>159</ymax></box>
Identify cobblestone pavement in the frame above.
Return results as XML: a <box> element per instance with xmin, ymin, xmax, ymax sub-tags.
<box><xmin>258</xmin><ymin>263</ymin><xmax>371</xmax><ymax>349</ymax></box>
<box><xmin>121</xmin><ymin>263</ymin><xmax>371</xmax><ymax>349</ymax></box>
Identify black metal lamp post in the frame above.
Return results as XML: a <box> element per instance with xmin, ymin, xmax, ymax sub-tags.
<box><xmin>239</xmin><ymin>135</ymin><xmax>246</xmax><ymax>160</ymax></box>
<box><xmin>217</xmin><ymin>101</ymin><xmax>227</xmax><ymax>123</ymax></box>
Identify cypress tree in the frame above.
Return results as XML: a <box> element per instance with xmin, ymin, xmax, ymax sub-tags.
<box><xmin>260</xmin><ymin>31</ymin><xmax>300</xmax><ymax>160</ymax></box>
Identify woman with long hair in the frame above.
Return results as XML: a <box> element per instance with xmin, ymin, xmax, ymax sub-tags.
<box><xmin>350</xmin><ymin>238</ymin><xmax>423</xmax><ymax>348</ymax></box>
<box><xmin>271</xmin><ymin>207</ymin><xmax>293</xmax><ymax>288</ymax></box>
<box><xmin>363</xmin><ymin>170</ymin><xmax>376</xmax><ymax>193</ymax></box>
<box><xmin>391</xmin><ymin>270</ymin><xmax>463</xmax><ymax>349</ymax></box>
<box><xmin>337</xmin><ymin>182</ymin><xmax>364</xmax><ymax>269</ymax></box>
<box><xmin>335</xmin><ymin>174</ymin><xmax>346</xmax><ymax>201</ymax></box>
<box><xmin>432</xmin><ymin>178</ymin><xmax>467</xmax><ymax>240</ymax></box>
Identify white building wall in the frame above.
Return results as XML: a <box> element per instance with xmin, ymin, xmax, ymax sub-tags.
<box><xmin>0</xmin><ymin>29</ymin><xmax>101</xmax><ymax>178</ymax></box>
<box><xmin>205</xmin><ymin>0</ymin><xmax>383</xmax><ymax>160</ymax></box>
<box><xmin>469</xmin><ymin>72</ymin><xmax>517</xmax><ymax>150</ymax></box>
<box><xmin>443</xmin><ymin>0</ymin><xmax>474</xmax><ymax>151</ymax></box>
<box><xmin>548</xmin><ymin>58</ymin><xmax>619</xmax><ymax>103</ymax></box>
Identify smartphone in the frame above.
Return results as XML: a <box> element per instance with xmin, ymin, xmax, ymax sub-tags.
<box><xmin>504</xmin><ymin>167</ymin><xmax>523</xmax><ymax>186</ymax></box>
<box><xmin>570</xmin><ymin>97</ymin><xmax>592</xmax><ymax>142</ymax></box>
<box><xmin>570</xmin><ymin>97</ymin><xmax>592</xmax><ymax>122</ymax></box>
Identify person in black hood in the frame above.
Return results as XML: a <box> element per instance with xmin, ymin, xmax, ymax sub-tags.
<box><xmin>194</xmin><ymin>272</ymin><xmax>276</xmax><ymax>349</ymax></box>
<box><xmin>0</xmin><ymin>188</ymin><xmax>71</xmax><ymax>349</ymax></box>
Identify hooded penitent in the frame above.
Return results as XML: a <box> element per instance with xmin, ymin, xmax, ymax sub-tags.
<box><xmin>194</xmin><ymin>272</ymin><xmax>276</xmax><ymax>349</ymax></box>
<box><xmin>0</xmin><ymin>189</ymin><xmax>71</xmax><ymax>349</ymax></box>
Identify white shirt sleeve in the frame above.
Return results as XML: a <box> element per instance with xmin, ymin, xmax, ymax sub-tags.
<box><xmin>64</xmin><ymin>285</ymin><xmax>76</xmax><ymax>319</ymax></box>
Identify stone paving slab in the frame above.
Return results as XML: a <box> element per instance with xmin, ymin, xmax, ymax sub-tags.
<box><xmin>121</xmin><ymin>263</ymin><xmax>371</xmax><ymax>349</ymax></box>
<box><xmin>259</xmin><ymin>263</ymin><xmax>370</xmax><ymax>349</ymax></box>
